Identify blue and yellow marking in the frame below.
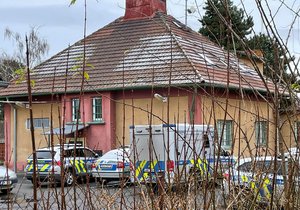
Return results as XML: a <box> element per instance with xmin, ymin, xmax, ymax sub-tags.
<box><xmin>70</xmin><ymin>160</ymin><xmax>86</xmax><ymax>173</ymax></box>
<box><xmin>133</xmin><ymin>158</ymin><xmax>210</xmax><ymax>182</ymax></box>
<box><xmin>235</xmin><ymin>174</ymin><xmax>274</xmax><ymax>201</ymax></box>
<box><xmin>26</xmin><ymin>160</ymin><xmax>52</xmax><ymax>172</ymax></box>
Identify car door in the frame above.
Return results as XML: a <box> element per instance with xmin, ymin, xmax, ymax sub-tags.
<box><xmin>65</xmin><ymin>148</ymin><xmax>86</xmax><ymax>175</ymax></box>
<box><xmin>83</xmin><ymin>148</ymin><xmax>98</xmax><ymax>172</ymax></box>
<box><xmin>26</xmin><ymin>150</ymin><xmax>55</xmax><ymax>175</ymax></box>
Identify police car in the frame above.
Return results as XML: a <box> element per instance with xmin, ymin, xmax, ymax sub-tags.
<box><xmin>25</xmin><ymin>144</ymin><xmax>99</xmax><ymax>186</ymax></box>
<box><xmin>91</xmin><ymin>147</ymin><xmax>131</xmax><ymax>182</ymax></box>
<box><xmin>222</xmin><ymin>156</ymin><xmax>297</xmax><ymax>206</ymax></box>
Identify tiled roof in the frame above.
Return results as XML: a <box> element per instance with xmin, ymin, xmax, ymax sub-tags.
<box><xmin>0</xmin><ymin>12</ymin><xmax>274</xmax><ymax>97</ymax></box>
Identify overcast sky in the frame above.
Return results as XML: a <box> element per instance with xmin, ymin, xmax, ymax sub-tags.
<box><xmin>0</xmin><ymin>0</ymin><xmax>299</xmax><ymax>61</ymax></box>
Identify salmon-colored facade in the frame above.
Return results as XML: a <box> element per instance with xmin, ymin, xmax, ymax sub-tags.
<box><xmin>4</xmin><ymin>86</ymin><xmax>276</xmax><ymax>172</ymax></box>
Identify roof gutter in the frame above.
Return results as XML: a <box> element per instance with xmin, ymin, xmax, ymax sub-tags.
<box><xmin>0</xmin><ymin>80</ymin><xmax>276</xmax><ymax>99</ymax></box>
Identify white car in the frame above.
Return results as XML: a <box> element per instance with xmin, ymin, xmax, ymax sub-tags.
<box><xmin>0</xmin><ymin>165</ymin><xmax>18</xmax><ymax>193</ymax></box>
<box><xmin>91</xmin><ymin>147</ymin><xmax>131</xmax><ymax>182</ymax></box>
<box><xmin>223</xmin><ymin>156</ymin><xmax>296</xmax><ymax>207</ymax></box>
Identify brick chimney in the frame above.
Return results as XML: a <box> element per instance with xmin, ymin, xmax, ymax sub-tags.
<box><xmin>124</xmin><ymin>0</ymin><xmax>167</xmax><ymax>20</ymax></box>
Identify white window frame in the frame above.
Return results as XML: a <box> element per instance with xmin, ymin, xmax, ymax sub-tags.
<box><xmin>72</xmin><ymin>98</ymin><xmax>80</xmax><ymax>122</ymax></box>
<box><xmin>217</xmin><ymin>120</ymin><xmax>233</xmax><ymax>149</ymax></box>
<box><xmin>255</xmin><ymin>121</ymin><xmax>267</xmax><ymax>146</ymax></box>
<box><xmin>92</xmin><ymin>97</ymin><xmax>102</xmax><ymax>122</ymax></box>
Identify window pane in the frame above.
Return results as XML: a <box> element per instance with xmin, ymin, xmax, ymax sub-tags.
<box><xmin>72</xmin><ymin>99</ymin><xmax>80</xmax><ymax>121</ymax></box>
<box><xmin>92</xmin><ymin>97</ymin><xmax>102</xmax><ymax>121</ymax></box>
<box><xmin>27</xmin><ymin>118</ymin><xmax>49</xmax><ymax>129</ymax></box>
<box><xmin>84</xmin><ymin>149</ymin><xmax>96</xmax><ymax>158</ymax></box>
<box><xmin>28</xmin><ymin>151</ymin><xmax>55</xmax><ymax>159</ymax></box>
<box><xmin>217</xmin><ymin>120</ymin><xmax>232</xmax><ymax>148</ymax></box>
<box><xmin>255</xmin><ymin>121</ymin><xmax>267</xmax><ymax>145</ymax></box>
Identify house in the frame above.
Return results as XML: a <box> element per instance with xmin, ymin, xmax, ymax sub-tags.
<box><xmin>0</xmin><ymin>0</ymin><xmax>278</xmax><ymax>171</ymax></box>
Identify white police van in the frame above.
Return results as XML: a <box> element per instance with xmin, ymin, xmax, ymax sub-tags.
<box><xmin>25</xmin><ymin>143</ymin><xmax>99</xmax><ymax>186</ymax></box>
<box><xmin>130</xmin><ymin>124</ymin><xmax>234</xmax><ymax>185</ymax></box>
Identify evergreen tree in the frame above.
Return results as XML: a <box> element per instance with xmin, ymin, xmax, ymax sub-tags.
<box><xmin>199</xmin><ymin>0</ymin><xmax>254</xmax><ymax>50</ymax></box>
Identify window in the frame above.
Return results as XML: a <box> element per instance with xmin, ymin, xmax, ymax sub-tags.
<box><xmin>29</xmin><ymin>151</ymin><xmax>55</xmax><ymax>159</ymax></box>
<box><xmin>294</xmin><ymin>121</ymin><xmax>300</xmax><ymax>142</ymax></box>
<box><xmin>26</xmin><ymin>118</ymin><xmax>49</xmax><ymax>129</ymax></box>
<box><xmin>255</xmin><ymin>121</ymin><xmax>268</xmax><ymax>145</ymax></box>
<box><xmin>217</xmin><ymin>120</ymin><xmax>233</xmax><ymax>149</ymax></box>
<box><xmin>84</xmin><ymin>149</ymin><xmax>97</xmax><ymax>158</ymax></box>
<box><xmin>237</xmin><ymin>162</ymin><xmax>252</xmax><ymax>172</ymax></box>
<box><xmin>203</xmin><ymin>133</ymin><xmax>210</xmax><ymax>148</ymax></box>
<box><xmin>75</xmin><ymin>149</ymin><xmax>85</xmax><ymax>157</ymax></box>
<box><xmin>238</xmin><ymin>160</ymin><xmax>284</xmax><ymax>175</ymax></box>
<box><xmin>72</xmin><ymin>98</ymin><xmax>80</xmax><ymax>121</ymax></box>
<box><xmin>92</xmin><ymin>97</ymin><xmax>102</xmax><ymax>121</ymax></box>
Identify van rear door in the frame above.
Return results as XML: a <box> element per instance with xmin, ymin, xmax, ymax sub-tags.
<box><xmin>131</xmin><ymin>125</ymin><xmax>167</xmax><ymax>183</ymax></box>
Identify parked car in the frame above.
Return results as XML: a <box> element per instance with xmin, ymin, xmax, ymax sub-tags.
<box><xmin>0</xmin><ymin>164</ymin><xmax>18</xmax><ymax>193</ymax></box>
<box><xmin>223</xmin><ymin>156</ymin><xmax>298</xmax><ymax>207</ymax></box>
<box><xmin>25</xmin><ymin>144</ymin><xmax>99</xmax><ymax>186</ymax></box>
<box><xmin>91</xmin><ymin>146</ymin><xmax>131</xmax><ymax>183</ymax></box>
<box><xmin>284</xmin><ymin>147</ymin><xmax>300</xmax><ymax>158</ymax></box>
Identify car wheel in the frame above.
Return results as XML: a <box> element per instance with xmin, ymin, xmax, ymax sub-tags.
<box><xmin>1</xmin><ymin>188</ymin><xmax>12</xmax><ymax>194</ymax></box>
<box><xmin>31</xmin><ymin>179</ymin><xmax>41</xmax><ymax>187</ymax></box>
<box><xmin>65</xmin><ymin>170</ymin><xmax>74</xmax><ymax>186</ymax></box>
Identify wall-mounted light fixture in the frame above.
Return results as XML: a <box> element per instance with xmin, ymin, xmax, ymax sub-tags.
<box><xmin>154</xmin><ymin>93</ymin><xmax>167</xmax><ymax>103</ymax></box>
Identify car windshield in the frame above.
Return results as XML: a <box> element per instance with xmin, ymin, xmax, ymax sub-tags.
<box><xmin>101</xmin><ymin>149</ymin><xmax>129</xmax><ymax>159</ymax></box>
<box><xmin>237</xmin><ymin>160</ymin><xmax>285</xmax><ymax>175</ymax></box>
<box><xmin>28</xmin><ymin>151</ymin><xmax>55</xmax><ymax>159</ymax></box>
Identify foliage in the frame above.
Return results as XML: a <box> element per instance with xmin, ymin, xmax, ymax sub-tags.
<box><xmin>199</xmin><ymin>0</ymin><xmax>294</xmax><ymax>84</ymax></box>
<box><xmin>4</xmin><ymin>27</ymin><xmax>49</xmax><ymax>87</ymax></box>
<box><xmin>4</xmin><ymin>27</ymin><xmax>49</xmax><ymax>69</ymax></box>
<box><xmin>199</xmin><ymin>0</ymin><xmax>254</xmax><ymax>50</ymax></box>
<box><xmin>0</xmin><ymin>57</ymin><xmax>24</xmax><ymax>82</ymax></box>
<box><xmin>70</xmin><ymin>0</ymin><xmax>76</xmax><ymax>6</ymax></box>
<box><xmin>70</xmin><ymin>55</ymin><xmax>93</xmax><ymax>81</ymax></box>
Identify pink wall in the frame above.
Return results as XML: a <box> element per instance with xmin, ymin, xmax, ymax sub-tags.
<box><xmin>62</xmin><ymin>92</ymin><xmax>115</xmax><ymax>154</ymax></box>
<box><xmin>188</xmin><ymin>93</ymin><xmax>202</xmax><ymax>124</ymax></box>
<box><xmin>4</xmin><ymin>104</ymin><xmax>12</xmax><ymax>169</ymax></box>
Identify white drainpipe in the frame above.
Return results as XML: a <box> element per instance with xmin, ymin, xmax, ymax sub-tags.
<box><xmin>13</xmin><ymin>105</ymin><xmax>17</xmax><ymax>172</ymax></box>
